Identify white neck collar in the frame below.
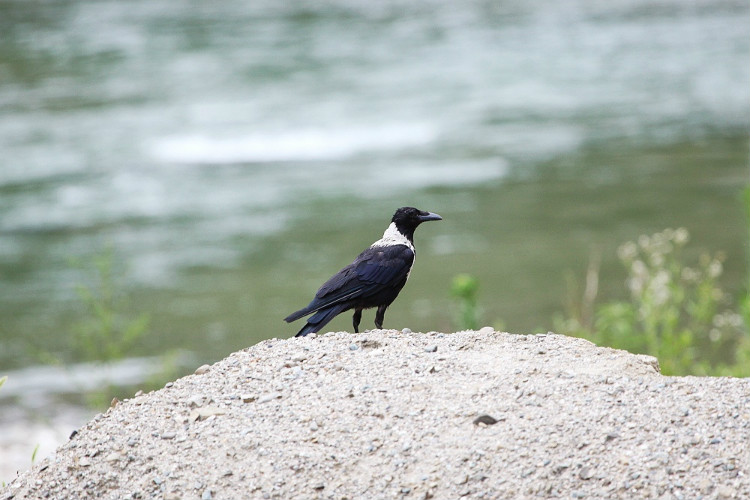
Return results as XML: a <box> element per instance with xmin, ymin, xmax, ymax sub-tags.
<box><xmin>371</xmin><ymin>222</ymin><xmax>415</xmax><ymax>252</ymax></box>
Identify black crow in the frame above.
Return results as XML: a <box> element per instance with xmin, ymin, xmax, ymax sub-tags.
<box><xmin>284</xmin><ymin>207</ymin><xmax>442</xmax><ymax>337</ymax></box>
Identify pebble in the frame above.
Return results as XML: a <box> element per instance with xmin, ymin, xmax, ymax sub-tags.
<box><xmin>717</xmin><ymin>485</ymin><xmax>737</xmax><ymax>499</ymax></box>
<box><xmin>257</xmin><ymin>392</ymin><xmax>282</xmax><ymax>404</ymax></box>
<box><xmin>520</xmin><ymin>467</ymin><xmax>535</xmax><ymax>478</ymax></box>
<box><xmin>554</xmin><ymin>462</ymin><xmax>570</xmax><ymax>474</ymax></box>
<box><xmin>579</xmin><ymin>467</ymin><xmax>593</xmax><ymax>480</ymax></box>
<box><xmin>424</xmin><ymin>345</ymin><xmax>438</xmax><ymax>353</ymax></box>
<box><xmin>473</xmin><ymin>415</ymin><xmax>498</xmax><ymax>426</ymax></box>
<box><xmin>189</xmin><ymin>407</ymin><xmax>226</xmax><ymax>422</ymax></box>
<box><xmin>602</xmin><ymin>433</ymin><xmax>618</xmax><ymax>444</ymax></box>
<box><xmin>187</xmin><ymin>395</ymin><xmax>205</xmax><ymax>408</ymax></box>
<box><xmin>194</xmin><ymin>365</ymin><xmax>211</xmax><ymax>375</ymax></box>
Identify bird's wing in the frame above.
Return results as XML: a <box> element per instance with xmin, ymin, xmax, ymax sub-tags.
<box><xmin>307</xmin><ymin>244</ymin><xmax>414</xmax><ymax>310</ymax></box>
<box><xmin>354</xmin><ymin>245</ymin><xmax>415</xmax><ymax>287</ymax></box>
<box><xmin>284</xmin><ymin>244</ymin><xmax>415</xmax><ymax>323</ymax></box>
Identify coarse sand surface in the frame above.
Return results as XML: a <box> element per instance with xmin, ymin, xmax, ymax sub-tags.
<box><xmin>3</xmin><ymin>329</ymin><xmax>749</xmax><ymax>499</ymax></box>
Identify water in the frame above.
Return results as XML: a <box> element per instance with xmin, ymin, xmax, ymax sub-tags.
<box><xmin>1</xmin><ymin>0</ymin><xmax>749</xmax><ymax>373</ymax></box>
<box><xmin>0</xmin><ymin>0</ymin><xmax>748</xmax><ymax>480</ymax></box>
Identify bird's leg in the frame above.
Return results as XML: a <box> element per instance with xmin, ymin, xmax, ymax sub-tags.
<box><xmin>352</xmin><ymin>309</ymin><xmax>362</xmax><ymax>333</ymax></box>
<box><xmin>374</xmin><ymin>305</ymin><xmax>387</xmax><ymax>330</ymax></box>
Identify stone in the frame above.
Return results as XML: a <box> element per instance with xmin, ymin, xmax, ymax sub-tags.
<box><xmin>473</xmin><ymin>415</ymin><xmax>498</xmax><ymax>426</ymax></box>
<box><xmin>189</xmin><ymin>407</ymin><xmax>226</xmax><ymax>422</ymax></box>
<box><xmin>194</xmin><ymin>365</ymin><xmax>211</xmax><ymax>375</ymax></box>
<box><xmin>257</xmin><ymin>393</ymin><xmax>282</xmax><ymax>404</ymax></box>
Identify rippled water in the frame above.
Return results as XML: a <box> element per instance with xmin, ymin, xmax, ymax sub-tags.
<box><xmin>0</xmin><ymin>0</ymin><xmax>748</xmax><ymax>372</ymax></box>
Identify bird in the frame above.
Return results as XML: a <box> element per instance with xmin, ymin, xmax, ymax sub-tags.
<box><xmin>284</xmin><ymin>207</ymin><xmax>442</xmax><ymax>337</ymax></box>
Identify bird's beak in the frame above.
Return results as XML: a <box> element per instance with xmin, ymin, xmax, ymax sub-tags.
<box><xmin>418</xmin><ymin>212</ymin><xmax>442</xmax><ymax>222</ymax></box>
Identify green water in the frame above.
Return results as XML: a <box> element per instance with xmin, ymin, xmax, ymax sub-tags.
<box><xmin>116</xmin><ymin>135</ymin><xmax>746</xmax><ymax>365</ymax></box>
<box><xmin>0</xmin><ymin>0</ymin><xmax>748</xmax><ymax>376</ymax></box>
<box><xmin>1</xmin><ymin>135</ymin><xmax>746</xmax><ymax>373</ymax></box>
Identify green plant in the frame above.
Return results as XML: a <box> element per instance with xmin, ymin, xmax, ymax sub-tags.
<box><xmin>557</xmin><ymin>228</ymin><xmax>749</xmax><ymax>376</ymax></box>
<box><xmin>31</xmin><ymin>247</ymin><xmax>168</xmax><ymax>409</ymax></box>
<box><xmin>451</xmin><ymin>273</ymin><xmax>481</xmax><ymax>330</ymax></box>
<box><xmin>739</xmin><ymin>186</ymin><xmax>750</xmax><ymax>333</ymax></box>
<box><xmin>69</xmin><ymin>248</ymin><xmax>150</xmax><ymax>362</ymax></box>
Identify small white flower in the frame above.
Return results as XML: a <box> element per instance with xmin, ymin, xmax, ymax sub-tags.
<box><xmin>647</xmin><ymin>270</ymin><xmax>670</xmax><ymax>305</ymax></box>
<box><xmin>652</xmin><ymin>231</ymin><xmax>665</xmax><ymax>247</ymax></box>
<box><xmin>674</xmin><ymin>228</ymin><xmax>689</xmax><ymax>245</ymax></box>
<box><xmin>714</xmin><ymin>311</ymin><xmax>743</xmax><ymax>329</ymax></box>
<box><xmin>708</xmin><ymin>259</ymin><xmax>722</xmax><ymax>279</ymax></box>
<box><xmin>714</xmin><ymin>314</ymin><xmax>727</xmax><ymax>328</ymax></box>
<box><xmin>638</xmin><ymin>235</ymin><xmax>651</xmax><ymax>250</ymax></box>
<box><xmin>653</xmin><ymin>269</ymin><xmax>670</xmax><ymax>287</ymax></box>
<box><xmin>729</xmin><ymin>313</ymin><xmax>743</xmax><ymax>328</ymax></box>
<box><xmin>617</xmin><ymin>241</ymin><xmax>638</xmax><ymax>262</ymax></box>
<box><xmin>627</xmin><ymin>277</ymin><xmax>644</xmax><ymax>296</ymax></box>
<box><xmin>631</xmin><ymin>260</ymin><xmax>648</xmax><ymax>277</ymax></box>
<box><xmin>649</xmin><ymin>252</ymin><xmax>665</xmax><ymax>267</ymax></box>
<box><xmin>681</xmin><ymin>267</ymin><xmax>699</xmax><ymax>282</ymax></box>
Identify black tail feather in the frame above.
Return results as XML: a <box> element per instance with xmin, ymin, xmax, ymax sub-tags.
<box><xmin>284</xmin><ymin>306</ymin><xmax>313</xmax><ymax>323</ymax></box>
<box><xmin>295</xmin><ymin>304</ymin><xmax>347</xmax><ymax>337</ymax></box>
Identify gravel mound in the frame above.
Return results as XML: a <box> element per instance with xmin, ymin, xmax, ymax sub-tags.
<box><xmin>3</xmin><ymin>330</ymin><xmax>749</xmax><ymax>499</ymax></box>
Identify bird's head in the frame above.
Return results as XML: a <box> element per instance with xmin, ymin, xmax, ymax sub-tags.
<box><xmin>392</xmin><ymin>207</ymin><xmax>442</xmax><ymax>235</ymax></box>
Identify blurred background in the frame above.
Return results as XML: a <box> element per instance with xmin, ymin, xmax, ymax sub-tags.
<box><xmin>1</xmin><ymin>0</ymin><xmax>748</xmax><ymax>481</ymax></box>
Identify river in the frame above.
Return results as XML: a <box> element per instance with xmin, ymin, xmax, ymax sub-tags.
<box><xmin>0</xmin><ymin>0</ymin><xmax>748</xmax><ymax>480</ymax></box>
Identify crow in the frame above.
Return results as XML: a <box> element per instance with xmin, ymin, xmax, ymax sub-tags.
<box><xmin>284</xmin><ymin>207</ymin><xmax>442</xmax><ymax>337</ymax></box>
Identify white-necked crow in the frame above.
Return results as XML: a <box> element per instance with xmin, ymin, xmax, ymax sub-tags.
<box><xmin>284</xmin><ymin>207</ymin><xmax>442</xmax><ymax>337</ymax></box>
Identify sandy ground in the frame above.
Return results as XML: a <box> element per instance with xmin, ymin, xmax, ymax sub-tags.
<box><xmin>3</xmin><ymin>329</ymin><xmax>749</xmax><ymax>499</ymax></box>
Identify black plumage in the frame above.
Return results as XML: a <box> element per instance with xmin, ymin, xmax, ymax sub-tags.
<box><xmin>284</xmin><ymin>207</ymin><xmax>442</xmax><ymax>337</ymax></box>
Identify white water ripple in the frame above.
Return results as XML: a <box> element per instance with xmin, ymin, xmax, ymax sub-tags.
<box><xmin>149</xmin><ymin>124</ymin><xmax>438</xmax><ymax>165</ymax></box>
